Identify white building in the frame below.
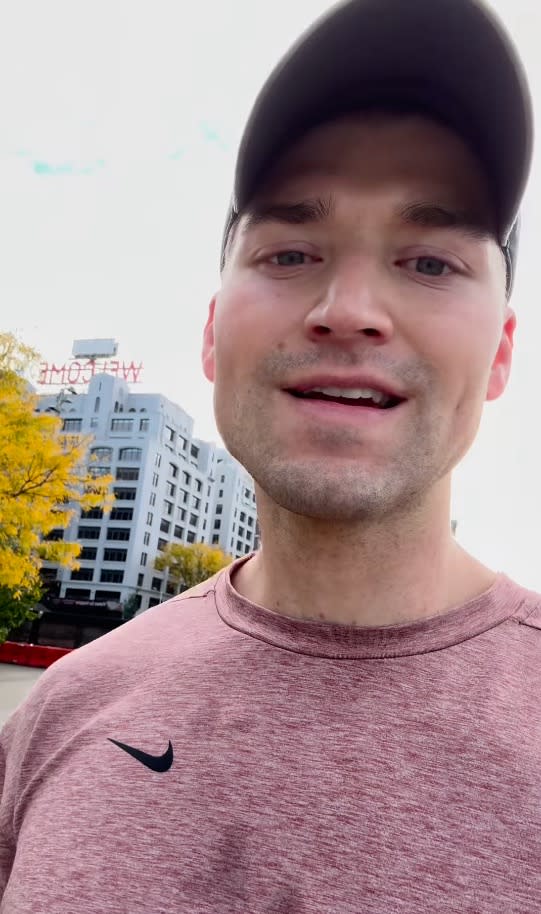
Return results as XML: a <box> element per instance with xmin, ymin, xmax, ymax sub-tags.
<box><xmin>37</xmin><ymin>373</ymin><xmax>259</xmax><ymax>612</ymax></box>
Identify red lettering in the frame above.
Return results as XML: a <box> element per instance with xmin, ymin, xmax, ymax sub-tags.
<box><xmin>37</xmin><ymin>356</ymin><xmax>143</xmax><ymax>385</ymax></box>
<box><xmin>49</xmin><ymin>363</ymin><xmax>68</xmax><ymax>385</ymax></box>
<box><xmin>67</xmin><ymin>361</ymin><xmax>82</xmax><ymax>384</ymax></box>
<box><xmin>122</xmin><ymin>361</ymin><xmax>143</xmax><ymax>382</ymax></box>
<box><xmin>80</xmin><ymin>359</ymin><xmax>96</xmax><ymax>384</ymax></box>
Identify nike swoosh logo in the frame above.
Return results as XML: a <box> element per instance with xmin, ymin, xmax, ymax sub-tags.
<box><xmin>107</xmin><ymin>738</ymin><xmax>174</xmax><ymax>772</ymax></box>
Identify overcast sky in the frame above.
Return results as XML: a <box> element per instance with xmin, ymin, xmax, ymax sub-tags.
<box><xmin>2</xmin><ymin>0</ymin><xmax>541</xmax><ymax>588</ymax></box>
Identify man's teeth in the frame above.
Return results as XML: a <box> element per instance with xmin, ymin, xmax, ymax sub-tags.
<box><xmin>304</xmin><ymin>386</ymin><xmax>391</xmax><ymax>406</ymax></box>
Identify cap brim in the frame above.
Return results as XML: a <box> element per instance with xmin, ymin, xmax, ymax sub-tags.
<box><xmin>232</xmin><ymin>0</ymin><xmax>533</xmax><ymax>246</ymax></box>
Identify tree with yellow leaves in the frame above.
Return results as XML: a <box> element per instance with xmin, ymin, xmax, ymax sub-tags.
<box><xmin>0</xmin><ymin>332</ymin><xmax>114</xmax><ymax>642</ymax></box>
<box><xmin>154</xmin><ymin>542</ymin><xmax>232</xmax><ymax>595</ymax></box>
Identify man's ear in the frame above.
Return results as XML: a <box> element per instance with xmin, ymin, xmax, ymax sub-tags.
<box><xmin>486</xmin><ymin>306</ymin><xmax>516</xmax><ymax>402</ymax></box>
<box><xmin>202</xmin><ymin>296</ymin><xmax>217</xmax><ymax>383</ymax></box>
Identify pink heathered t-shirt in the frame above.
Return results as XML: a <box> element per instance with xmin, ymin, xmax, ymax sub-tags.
<box><xmin>1</xmin><ymin>555</ymin><xmax>541</xmax><ymax>913</ymax></box>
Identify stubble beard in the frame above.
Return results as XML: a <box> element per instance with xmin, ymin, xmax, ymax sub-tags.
<box><xmin>219</xmin><ymin>388</ymin><xmax>451</xmax><ymax>525</ymax></box>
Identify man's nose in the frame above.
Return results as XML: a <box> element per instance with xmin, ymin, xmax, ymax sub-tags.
<box><xmin>304</xmin><ymin>258</ymin><xmax>395</xmax><ymax>342</ymax></box>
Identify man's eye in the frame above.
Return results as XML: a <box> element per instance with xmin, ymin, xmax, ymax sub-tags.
<box><xmin>404</xmin><ymin>256</ymin><xmax>452</xmax><ymax>277</ymax></box>
<box><xmin>269</xmin><ymin>251</ymin><xmax>312</xmax><ymax>266</ymax></box>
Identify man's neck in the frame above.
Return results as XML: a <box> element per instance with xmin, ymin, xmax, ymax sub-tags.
<box><xmin>232</xmin><ymin>493</ymin><xmax>496</xmax><ymax>628</ymax></box>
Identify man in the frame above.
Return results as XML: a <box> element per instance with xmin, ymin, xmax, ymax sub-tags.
<box><xmin>1</xmin><ymin>0</ymin><xmax>539</xmax><ymax>911</ymax></box>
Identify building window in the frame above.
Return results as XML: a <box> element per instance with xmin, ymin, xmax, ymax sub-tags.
<box><xmin>214</xmin><ymin>520</ymin><xmax>221</xmax><ymax>530</ymax></box>
<box><xmin>165</xmin><ymin>481</ymin><xmax>176</xmax><ymax>498</ymax></box>
<box><xmin>180</xmin><ymin>489</ymin><xmax>189</xmax><ymax>504</ymax></box>
<box><xmin>245</xmin><ymin>543</ymin><xmax>251</xmax><ymax>554</ymax></box>
<box><xmin>106</xmin><ymin>527</ymin><xmax>131</xmax><ymax>541</ymax></box>
<box><xmin>218</xmin><ymin>489</ymin><xmax>223</xmax><ymax>498</ymax></box>
<box><xmin>140</xmin><ymin>552</ymin><xmax>147</xmax><ymax>566</ymax></box>
<box><xmin>113</xmin><ymin>487</ymin><xmax>137</xmax><ymax>501</ymax></box>
<box><xmin>179</xmin><ymin>436</ymin><xmax>187</xmax><ymax>452</ymax></box>
<box><xmin>64</xmin><ymin>587</ymin><xmax>91</xmax><ymax>600</ymax></box>
<box><xmin>140</xmin><ymin>418</ymin><xmax>149</xmax><ymax>432</ymax></box>
<box><xmin>149</xmin><ymin>492</ymin><xmax>156</xmax><ymax>506</ymax></box>
<box><xmin>177</xmin><ymin>506</ymin><xmax>186</xmax><ymax>521</ymax></box>
<box><xmin>90</xmin><ymin>417</ymin><xmax>99</xmax><ymax>429</ymax></box>
<box><xmin>91</xmin><ymin>446</ymin><xmax>112</xmax><ymax>461</ymax></box>
<box><xmin>116</xmin><ymin>467</ymin><xmax>140</xmax><ymax>481</ymax></box>
<box><xmin>248</xmin><ymin>516</ymin><xmax>254</xmax><ymax>527</ymax></box>
<box><xmin>216</xmin><ymin>504</ymin><xmax>223</xmax><ymax>515</ymax></box>
<box><xmin>80</xmin><ymin>546</ymin><xmax>97</xmax><ymax>560</ymax></box>
<box><xmin>147</xmin><ymin>512</ymin><xmax>153</xmax><ymax>526</ymax></box>
<box><xmin>163</xmin><ymin>500</ymin><xmax>173</xmax><ymax>516</ymax></box>
<box><xmin>100</xmin><ymin>569</ymin><xmax>124</xmax><ymax>584</ymax></box>
<box><xmin>192</xmin><ymin>496</ymin><xmax>201</xmax><ymax>510</ymax></box>
<box><xmin>110</xmin><ymin>507</ymin><xmax>133</xmax><ymax>521</ymax></box>
<box><xmin>186</xmin><ymin>531</ymin><xmax>195</xmax><ymax>544</ymax></box>
<box><xmin>157</xmin><ymin>538</ymin><xmax>168</xmax><ymax>551</ymax></box>
<box><xmin>182</xmin><ymin>471</ymin><xmax>191</xmax><ymax>486</ymax></box>
<box><xmin>195</xmin><ymin>479</ymin><xmax>202</xmax><ymax>493</ymax></box>
<box><xmin>62</xmin><ymin>418</ymin><xmax>82</xmax><ymax>431</ymax></box>
<box><xmin>212</xmin><ymin>534</ymin><xmax>220</xmax><ymax>544</ymax></box>
<box><xmin>240</xmin><ymin>512</ymin><xmax>246</xmax><ymax>522</ymax></box>
<box><xmin>151</xmin><ymin>577</ymin><xmax>162</xmax><ymax>591</ymax></box>
<box><xmin>189</xmin><ymin>513</ymin><xmax>197</xmax><ymax>527</ymax></box>
<box><xmin>239</xmin><ymin>526</ymin><xmax>245</xmax><ymax>537</ymax></box>
<box><xmin>165</xmin><ymin>425</ymin><xmax>175</xmax><ymax>444</ymax></box>
<box><xmin>137</xmin><ymin>573</ymin><xmax>144</xmax><ymax>587</ymax></box>
<box><xmin>77</xmin><ymin>526</ymin><xmax>101</xmax><ymax>540</ymax></box>
<box><xmin>160</xmin><ymin>518</ymin><xmax>171</xmax><ymax>534</ymax></box>
<box><xmin>103</xmin><ymin>548</ymin><xmax>128</xmax><ymax>562</ymax></box>
<box><xmin>152</xmin><ymin>473</ymin><xmax>159</xmax><ymax>487</ymax></box>
<box><xmin>88</xmin><ymin>465</ymin><xmax>110</xmax><ymax>478</ymax></box>
<box><xmin>81</xmin><ymin>507</ymin><xmax>103</xmax><ymax>520</ymax></box>
<box><xmin>143</xmin><ymin>531</ymin><xmax>150</xmax><ymax>546</ymax></box>
<box><xmin>70</xmin><ymin>568</ymin><xmax>94</xmax><ymax>581</ymax></box>
<box><xmin>237</xmin><ymin>540</ymin><xmax>242</xmax><ymax>552</ymax></box>
<box><xmin>220</xmin><ymin>475</ymin><xmax>225</xmax><ymax>483</ymax></box>
<box><xmin>111</xmin><ymin>418</ymin><xmax>133</xmax><ymax>431</ymax></box>
<box><xmin>95</xmin><ymin>590</ymin><xmax>121</xmax><ymax>602</ymax></box>
<box><xmin>155</xmin><ymin>453</ymin><xmax>162</xmax><ymax>467</ymax></box>
<box><xmin>119</xmin><ymin>447</ymin><xmax>142</xmax><ymax>462</ymax></box>
<box><xmin>191</xmin><ymin>444</ymin><xmax>200</xmax><ymax>459</ymax></box>
<box><xmin>94</xmin><ymin>396</ymin><xmax>101</xmax><ymax>413</ymax></box>
<box><xmin>174</xmin><ymin>525</ymin><xmax>184</xmax><ymax>539</ymax></box>
<box><xmin>244</xmin><ymin>488</ymin><xmax>251</xmax><ymax>500</ymax></box>
<box><xmin>246</xmin><ymin>529</ymin><xmax>253</xmax><ymax>542</ymax></box>
<box><xmin>169</xmin><ymin>462</ymin><xmax>178</xmax><ymax>478</ymax></box>
<box><xmin>148</xmin><ymin>597</ymin><xmax>160</xmax><ymax>608</ymax></box>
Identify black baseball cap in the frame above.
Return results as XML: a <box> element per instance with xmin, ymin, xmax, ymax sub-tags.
<box><xmin>221</xmin><ymin>0</ymin><xmax>533</xmax><ymax>296</ymax></box>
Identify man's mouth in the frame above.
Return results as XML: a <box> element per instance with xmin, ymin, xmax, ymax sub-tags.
<box><xmin>287</xmin><ymin>386</ymin><xmax>405</xmax><ymax>410</ymax></box>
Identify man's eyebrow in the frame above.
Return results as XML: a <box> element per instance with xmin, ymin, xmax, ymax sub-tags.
<box><xmin>241</xmin><ymin>197</ymin><xmax>333</xmax><ymax>232</ymax></box>
<box><xmin>398</xmin><ymin>202</ymin><xmax>495</xmax><ymax>241</ymax></box>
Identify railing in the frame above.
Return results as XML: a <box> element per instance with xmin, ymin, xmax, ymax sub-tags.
<box><xmin>0</xmin><ymin>641</ymin><xmax>72</xmax><ymax>668</ymax></box>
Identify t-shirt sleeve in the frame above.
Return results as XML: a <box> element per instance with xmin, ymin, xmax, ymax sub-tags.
<box><xmin>0</xmin><ymin>718</ymin><xmax>18</xmax><ymax>900</ymax></box>
<box><xmin>0</xmin><ymin>669</ymin><xmax>57</xmax><ymax>905</ymax></box>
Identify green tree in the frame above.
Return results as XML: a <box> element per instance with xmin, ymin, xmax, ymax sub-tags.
<box><xmin>0</xmin><ymin>584</ymin><xmax>42</xmax><ymax>645</ymax></box>
<box><xmin>121</xmin><ymin>593</ymin><xmax>140</xmax><ymax>621</ymax></box>
<box><xmin>154</xmin><ymin>542</ymin><xmax>232</xmax><ymax>594</ymax></box>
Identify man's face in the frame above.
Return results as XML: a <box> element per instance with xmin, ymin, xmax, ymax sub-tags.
<box><xmin>202</xmin><ymin>114</ymin><xmax>515</xmax><ymax>522</ymax></box>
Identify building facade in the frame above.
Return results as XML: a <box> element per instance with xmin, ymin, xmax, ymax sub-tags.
<box><xmin>37</xmin><ymin>373</ymin><xmax>258</xmax><ymax>612</ymax></box>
